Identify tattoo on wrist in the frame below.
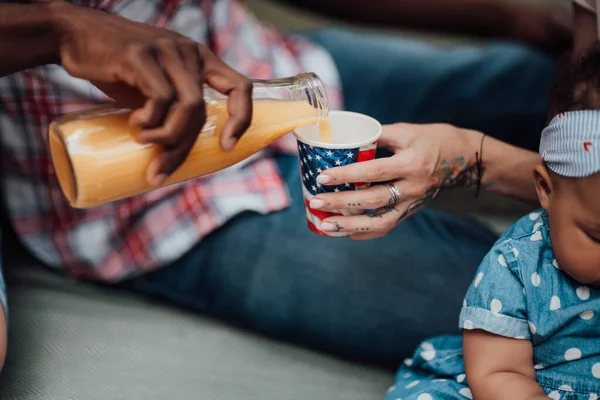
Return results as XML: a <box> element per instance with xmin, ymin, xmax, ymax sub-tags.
<box><xmin>439</xmin><ymin>156</ymin><xmax>481</xmax><ymax>190</ymax></box>
<box><xmin>364</xmin><ymin>155</ymin><xmax>488</xmax><ymax>223</ymax></box>
<box><xmin>394</xmin><ymin>156</ymin><xmax>486</xmax><ymax>222</ymax></box>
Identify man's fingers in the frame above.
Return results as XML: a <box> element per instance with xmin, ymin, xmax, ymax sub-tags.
<box><xmin>139</xmin><ymin>43</ymin><xmax>206</xmax><ymax>179</ymax></box>
<box><xmin>203</xmin><ymin>53</ymin><xmax>253</xmax><ymax>151</ymax></box>
<box><xmin>177</xmin><ymin>39</ymin><xmax>204</xmax><ymax>85</ymax></box>
<box><xmin>145</xmin><ymin>132</ymin><xmax>198</xmax><ymax>186</ymax></box>
<box><xmin>316</xmin><ymin>157</ymin><xmax>405</xmax><ymax>186</ymax></box>
<box><xmin>220</xmin><ymin>79</ymin><xmax>253</xmax><ymax>150</ymax></box>
<box><xmin>125</xmin><ymin>49</ymin><xmax>175</xmax><ymax>129</ymax></box>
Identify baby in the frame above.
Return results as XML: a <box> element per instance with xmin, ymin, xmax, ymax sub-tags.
<box><xmin>386</xmin><ymin>46</ymin><xmax>600</xmax><ymax>400</ymax></box>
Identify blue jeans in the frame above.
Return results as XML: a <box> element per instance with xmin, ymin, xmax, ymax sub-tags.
<box><xmin>126</xmin><ymin>29</ymin><xmax>555</xmax><ymax>365</ymax></box>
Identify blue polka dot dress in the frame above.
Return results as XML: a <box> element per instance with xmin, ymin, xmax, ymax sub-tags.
<box><xmin>386</xmin><ymin>210</ymin><xmax>600</xmax><ymax>400</ymax></box>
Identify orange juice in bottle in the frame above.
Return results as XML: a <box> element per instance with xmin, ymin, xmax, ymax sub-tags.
<box><xmin>49</xmin><ymin>73</ymin><xmax>329</xmax><ymax>209</ymax></box>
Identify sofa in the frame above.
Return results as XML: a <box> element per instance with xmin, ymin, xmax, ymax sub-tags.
<box><xmin>0</xmin><ymin>224</ymin><xmax>398</xmax><ymax>400</ymax></box>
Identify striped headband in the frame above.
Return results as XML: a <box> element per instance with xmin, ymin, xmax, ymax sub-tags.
<box><xmin>540</xmin><ymin>110</ymin><xmax>600</xmax><ymax>178</ymax></box>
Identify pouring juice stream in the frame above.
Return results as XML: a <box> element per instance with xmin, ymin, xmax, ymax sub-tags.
<box><xmin>318</xmin><ymin>119</ymin><xmax>332</xmax><ymax>143</ymax></box>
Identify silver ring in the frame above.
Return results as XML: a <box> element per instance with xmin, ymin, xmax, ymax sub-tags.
<box><xmin>385</xmin><ymin>182</ymin><xmax>401</xmax><ymax>205</ymax></box>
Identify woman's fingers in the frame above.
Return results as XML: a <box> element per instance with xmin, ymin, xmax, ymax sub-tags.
<box><xmin>320</xmin><ymin>206</ymin><xmax>402</xmax><ymax>235</ymax></box>
<box><xmin>351</xmin><ymin>232</ymin><xmax>387</xmax><ymax>241</ymax></box>
<box><xmin>311</xmin><ymin>182</ymin><xmax>408</xmax><ymax>211</ymax></box>
<box><xmin>317</xmin><ymin>156</ymin><xmax>406</xmax><ymax>186</ymax></box>
<box><xmin>319</xmin><ymin>195</ymin><xmax>427</xmax><ymax>237</ymax></box>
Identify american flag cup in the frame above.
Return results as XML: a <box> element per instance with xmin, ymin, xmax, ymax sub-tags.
<box><xmin>293</xmin><ymin>111</ymin><xmax>382</xmax><ymax>237</ymax></box>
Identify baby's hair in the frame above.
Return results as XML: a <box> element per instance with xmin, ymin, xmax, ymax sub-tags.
<box><xmin>549</xmin><ymin>42</ymin><xmax>600</xmax><ymax>120</ymax></box>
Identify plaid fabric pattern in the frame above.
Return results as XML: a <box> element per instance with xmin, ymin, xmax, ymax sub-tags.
<box><xmin>0</xmin><ymin>0</ymin><xmax>342</xmax><ymax>281</ymax></box>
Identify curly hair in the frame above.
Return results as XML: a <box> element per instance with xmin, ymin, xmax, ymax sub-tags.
<box><xmin>549</xmin><ymin>42</ymin><xmax>600</xmax><ymax>120</ymax></box>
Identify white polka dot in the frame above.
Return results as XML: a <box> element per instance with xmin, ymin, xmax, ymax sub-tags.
<box><xmin>490</xmin><ymin>299</ymin><xmax>503</xmax><ymax>313</ymax></box>
<box><xmin>565</xmin><ymin>348</ymin><xmax>582</xmax><ymax>361</ymax></box>
<box><xmin>534</xmin><ymin>364</ymin><xmax>544</xmax><ymax>370</ymax></box>
<box><xmin>421</xmin><ymin>348</ymin><xmax>436</xmax><ymax>361</ymax></box>
<box><xmin>459</xmin><ymin>388</ymin><xmax>473</xmax><ymax>399</ymax></box>
<box><xmin>552</xmin><ymin>259</ymin><xmax>560</xmax><ymax>269</ymax></box>
<box><xmin>530</xmin><ymin>231</ymin><xmax>543</xmax><ymax>241</ymax></box>
<box><xmin>474</xmin><ymin>273</ymin><xmax>484</xmax><ymax>288</ymax></box>
<box><xmin>417</xmin><ymin>394</ymin><xmax>433</xmax><ymax>400</ymax></box>
<box><xmin>432</xmin><ymin>379</ymin><xmax>447</xmax><ymax>383</ymax></box>
<box><xmin>421</xmin><ymin>342</ymin><xmax>433</xmax><ymax>351</ymax></box>
<box><xmin>529</xmin><ymin>321</ymin><xmax>537</xmax><ymax>335</ymax></box>
<box><xmin>589</xmin><ymin>393</ymin><xmax>598</xmax><ymax>400</ymax></box>
<box><xmin>592</xmin><ymin>363</ymin><xmax>600</xmax><ymax>378</ymax></box>
<box><xmin>404</xmin><ymin>358</ymin><xmax>413</xmax><ymax>366</ymax></box>
<box><xmin>405</xmin><ymin>380</ymin><xmax>420</xmax><ymax>389</ymax></box>
<box><xmin>548</xmin><ymin>391</ymin><xmax>561</xmax><ymax>400</ymax></box>
<box><xmin>498</xmin><ymin>254</ymin><xmax>507</xmax><ymax>267</ymax></box>
<box><xmin>523</xmin><ymin>288</ymin><xmax>527</xmax><ymax>296</ymax></box>
<box><xmin>581</xmin><ymin>310</ymin><xmax>594</xmax><ymax>320</ymax></box>
<box><xmin>550</xmin><ymin>296</ymin><xmax>562</xmax><ymax>311</ymax></box>
<box><xmin>387</xmin><ymin>386</ymin><xmax>396</xmax><ymax>393</ymax></box>
<box><xmin>531</xmin><ymin>273</ymin><xmax>541</xmax><ymax>287</ymax></box>
<box><xmin>559</xmin><ymin>385</ymin><xmax>573</xmax><ymax>392</ymax></box>
<box><xmin>403</xmin><ymin>372</ymin><xmax>411</xmax><ymax>379</ymax></box>
<box><xmin>463</xmin><ymin>300</ymin><xmax>467</xmax><ymax>308</ymax></box>
<box><xmin>512</xmin><ymin>248</ymin><xmax>519</xmax><ymax>258</ymax></box>
<box><xmin>577</xmin><ymin>286</ymin><xmax>591</xmax><ymax>301</ymax></box>
<box><xmin>456</xmin><ymin>374</ymin><xmax>466</xmax><ymax>383</ymax></box>
<box><xmin>533</xmin><ymin>221</ymin><xmax>543</xmax><ymax>232</ymax></box>
<box><xmin>529</xmin><ymin>212</ymin><xmax>541</xmax><ymax>220</ymax></box>
<box><xmin>463</xmin><ymin>320</ymin><xmax>474</xmax><ymax>330</ymax></box>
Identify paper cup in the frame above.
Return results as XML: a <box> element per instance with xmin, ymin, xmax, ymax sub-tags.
<box><xmin>293</xmin><ymin>111</ymin><xmax>382</xmax><ymax>237</ymax></box>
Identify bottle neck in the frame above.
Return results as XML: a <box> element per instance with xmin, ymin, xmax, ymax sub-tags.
<box><xmin>204</xmin><ymin>73</ymin><xmax>329</xmax><ymax>122</ymax></box>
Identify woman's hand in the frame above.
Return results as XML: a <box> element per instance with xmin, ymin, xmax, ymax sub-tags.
<box><xmin>313</xmin><ymin>123</ymin><xmax>484</xmax><ymax>240</ymax></box>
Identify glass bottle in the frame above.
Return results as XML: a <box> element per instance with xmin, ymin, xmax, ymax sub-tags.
<box><xmin>49</xmin><ymin>72</ymin><xmax>329</xmax><ymax>209</ymax></box>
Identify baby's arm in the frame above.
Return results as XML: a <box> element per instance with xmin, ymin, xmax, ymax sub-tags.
<box><xmin>459</xmin><ymin>229</ymin><xmax>551</xmax><ymax>400</ymax></box>
<box><xmin>464</xmin><ymin>330</ymin><xmax>547</xmax><ymax>400</ymax></box>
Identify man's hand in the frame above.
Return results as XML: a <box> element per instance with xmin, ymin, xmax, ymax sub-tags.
<box><xmin>11</xmin><ymin>2</ymin><xmax>251</xmax><ymax>187</ymax></box>
<box><xmin>52</xmin><ymin>3</ymin><xmax>253</xmax><ymax>186</ymax></box>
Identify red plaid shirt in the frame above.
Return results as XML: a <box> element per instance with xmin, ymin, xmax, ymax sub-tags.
<box><xmin>0</xmin><ymin>0</ymin><xmax>342</xmax><ymax>281</ymax></box>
